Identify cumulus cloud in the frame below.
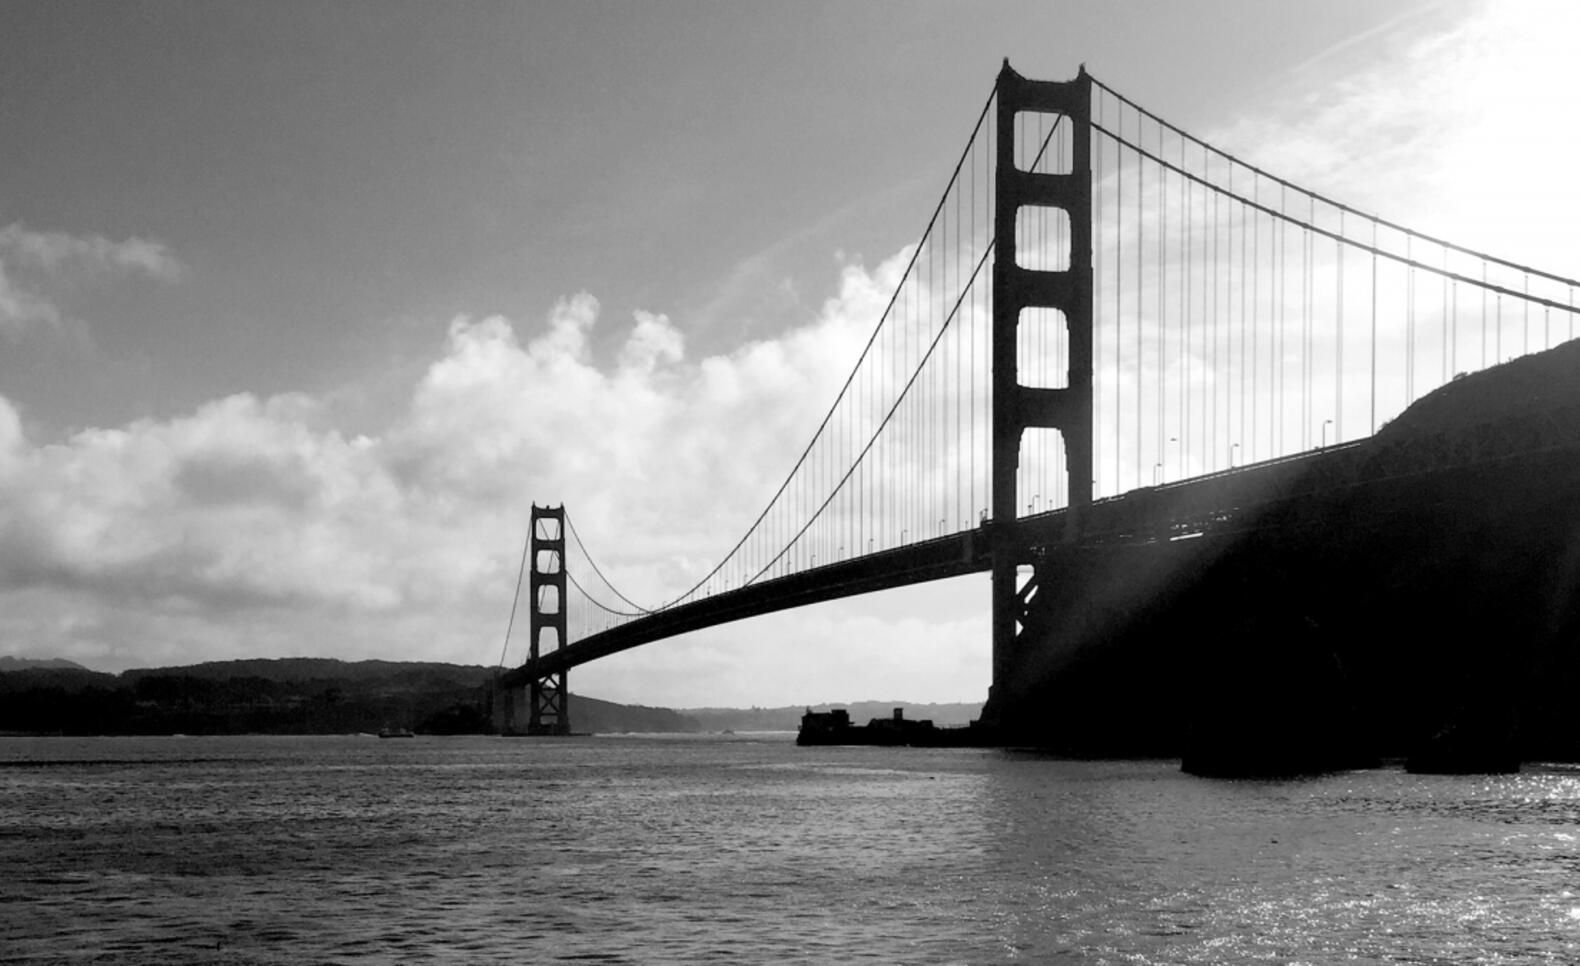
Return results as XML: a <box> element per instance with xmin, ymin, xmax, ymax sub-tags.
<box><xmin>0</xmin><ymin>251</ymin><xmax>967</xmax><ymax>700</ymax></box>
<box><xmin>0</xmin><ymin>222</ymin><xmax>185</xmax><ymax>340</ymax></box>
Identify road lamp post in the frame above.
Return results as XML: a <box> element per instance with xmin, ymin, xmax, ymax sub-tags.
<box><xmin>1322</xmin><ymin>419</ymin><xmax>1333</xmax><ymax>448</ymax></box>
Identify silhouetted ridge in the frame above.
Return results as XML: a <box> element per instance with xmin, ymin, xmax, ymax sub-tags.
<box><xmin>1378</xmin><ymin>339</ymin><xmax>1580</xmax><ymax>441</ymax></box>
<box><xmin>0</xmin><ymin>659</ymin><xmax>698</xmax><ymax>736</ymax></box>
<box><xmin>995</xmin><ymin>337</ymin><xmax>1580</xmax><ymax>772</ymax></box>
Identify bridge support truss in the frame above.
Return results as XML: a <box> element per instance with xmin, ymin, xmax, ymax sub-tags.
<box><xmin>989</xmin><ymin>63</ymin><xmax>1093</xmax><ymax>707</ymax></box>
<box><xmin>527</xmin><ymin>503</ymin><xmax>571</xmax><ymax>735</ymax></box>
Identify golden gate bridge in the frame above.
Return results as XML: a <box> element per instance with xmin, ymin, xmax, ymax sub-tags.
<box><xmin>496</xmin><ymin>62</ymin><xmax>1580</xmax><ymax>736</ymax></box>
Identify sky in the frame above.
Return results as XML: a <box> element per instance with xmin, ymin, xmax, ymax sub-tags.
<box><xmin>2</xmin><ymin>0</ymin><xmax>1577</xmax><ymax>707</ymax></box>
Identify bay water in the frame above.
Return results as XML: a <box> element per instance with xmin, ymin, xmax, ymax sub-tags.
<box><xmin>3</xmin><ymin>734</ymin><xmax>1578</xmax><ymax>963</ymax></box>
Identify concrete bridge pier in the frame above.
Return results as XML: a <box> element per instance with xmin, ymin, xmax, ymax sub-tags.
<box><xmin>491</xmin><ymin>678</ymin><xmax>532</xmax><ymax>735</ymax></box>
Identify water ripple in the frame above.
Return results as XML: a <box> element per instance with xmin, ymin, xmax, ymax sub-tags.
<box><xmin>2</xmin><ymin>736</ymin><xmax>1578</xmax><ymax>962</ymax></box>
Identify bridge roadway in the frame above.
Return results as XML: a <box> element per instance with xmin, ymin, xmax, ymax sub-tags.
<box><xmin>499</xmin><ymin>441</ymin><xmax>1372</xmax><ymax>688</ymax></box>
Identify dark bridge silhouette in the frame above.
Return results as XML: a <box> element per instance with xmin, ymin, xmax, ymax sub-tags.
<box><xmin>495</xmin><ymin>62</ymin><xmax>1580</xmax><ymax>735</ymax></box>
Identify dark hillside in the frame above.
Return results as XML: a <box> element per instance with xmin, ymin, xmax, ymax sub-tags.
<box><xmin>0</xmin><ymin>657</ymin><xmax>90</xmax><ymax>671</ymax></box>
<box><xmin>0</xmin><ymin>659</ymin><xmax>695</xmax><ymax>736</ymax></box>
<box><xmin>999</xmin><ymin>339</ymin><xmax>1580</xmax><ymax>771</ymax></box>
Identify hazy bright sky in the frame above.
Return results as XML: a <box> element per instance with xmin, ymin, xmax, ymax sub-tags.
<box><xmin>3</xmin><ymin>0</ymin><xmax>1577</xmax><ymax>706</ymax></box>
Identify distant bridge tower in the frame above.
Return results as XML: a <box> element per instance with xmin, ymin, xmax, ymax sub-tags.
<box><xmin>528</xmin><ymin>503</ymin><xmax>570</xmax><ymax>735</ymax></box>
<box><xmin>989</xmin><ymin>62</ymin><xmax>1093</xmax><ymax>709</ymax></box>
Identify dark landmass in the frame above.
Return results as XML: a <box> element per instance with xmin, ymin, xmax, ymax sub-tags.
<box><xmin>0</xmin><ymin>658</ymin><xmax>706</xmax><ymax>736</ymax></box>
<box><xmin>997</xmin><ymin>339</ymin><xmax>1580</xmax><ymax>773</ymax></box>
<box><xmin>0</xmin><ymin>657</ymin><xmax>953</xmax><ymax>738</ymax></box>
<box><xmin>571</xmin><ymin>695</ymin><xmax>701</xmax><ymax>734</ymax></box>
<box><xmin>0</xmin><ymin>656</ymin><xmax>89</xmax><ymax>671</ymax></box>
<box><xmin>682</xmin><ymin>701</ymin><xmax>982</xmax><ymax>732</ymax></box>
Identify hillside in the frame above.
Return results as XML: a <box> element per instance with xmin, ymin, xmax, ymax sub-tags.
<box><xmin>993</xmin><ymin>338</ymin><xmax>1580</xmax><ymax>770</ymax></box>
<box><xmin>0</xmin><ymin>658</ymin><xmax>702</xmax><ymax>736</ymax></box>
<box><xmin>0</xmin><ymin>657</ymin><xmax>959</xmax><ymax>738</ymax></box>
<box><xmin>0</xmin><ymin>656</ymin><xmax>89</xmax><ymax>671</ymax></box>
<box><xmin>121</xmin><ymin>657</ymin><xmax>492</xmax><ymax>689</ymax></box>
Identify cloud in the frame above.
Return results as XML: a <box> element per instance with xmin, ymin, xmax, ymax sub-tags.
<box><xmin>1203</xmin><ymin>0</ymin><xmax>1580</xmax><ymax>271</ymax></box>
<box><xmin>0</xmin><ymin>222</ymin><xmax>185</xmax><ymax>340</ymax></box>
<box><xmin>0</xmin><ymin>260</ymin><xmax>62</xmax><ymax>338</ymax></box>
<box><xmin>0</xmin><ymin>222</ymin><xmax>186</xmax><ymax>282</ymax></box>
<box><xmin>0</xmin><ymin>252</ymin><xmax>957</xmax><ymax>701</ymax></box>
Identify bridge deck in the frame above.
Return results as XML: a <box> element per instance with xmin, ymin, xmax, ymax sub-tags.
<box><xmin>501</xmin><ymin>442</ymin><xmax>1377</xmax><ymax>686</ymax></box>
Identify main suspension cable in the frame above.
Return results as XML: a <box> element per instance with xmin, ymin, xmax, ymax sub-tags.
<box><xmin>1092</xmin><ymin>121</ymin><xmax>1580</xmax><ymax>313</ymax></box>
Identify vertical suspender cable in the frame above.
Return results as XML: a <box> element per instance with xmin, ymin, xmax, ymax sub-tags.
<box><xmin>1251</xmin><ymin>172</ymin><xmax>1259</xmax><ymax>460</ymax></box>
<box><xmin>1116</xmin><ymin>110</ymin><xmax>1124</xmax><ymax>490</ymax></box>
<box><xmin>1135</xmin><ymin>114</ymin><xmax>1143</xmax><ymax>488</ymax></box>
<box><xmin>1159</xmin><ymin>122</ymin><xmax>1168</xmax><ymax>477</ymax></box>
<box><xmin>1094</xmin><ymin>101</ymin><xmax>1103</xmax><ymax>496</ymax></box>
<box><xmin>1336</xmin><ymin>209</ymin><xmax>1344</xmax><ymax>442</ymax></box>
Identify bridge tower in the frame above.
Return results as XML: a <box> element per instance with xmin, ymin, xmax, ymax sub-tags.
<box><xmin>527</xmin><ymin>503</ymin><xmax>571</xmax><ymax>735</ymax></box>
<box><xmin>988</xmin><ymin>62</ymin><xmax>1094</xmax><ymax>709</ymax></box>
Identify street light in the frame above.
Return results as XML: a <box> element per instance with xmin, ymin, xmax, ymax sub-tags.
<box><xmin>1322</xmin><ymin>419</ymin><xmax>1334</xmax><ymax>448</ymax></box>
<box><xmin>1153</xmin><ymin>462</ymin><xmax>1163</xmax><ymax>485</ymax></box>
<box><xmin>1229</xmin><ymin>442</ymin><xmax>1240</xmax><ymax>468</ymax></box>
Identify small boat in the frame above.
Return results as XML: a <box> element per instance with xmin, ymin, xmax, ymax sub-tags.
<box><xmin>378</xmin><ymin>725</ymin><xmax>415</xmax><ymax>739</ymax></box>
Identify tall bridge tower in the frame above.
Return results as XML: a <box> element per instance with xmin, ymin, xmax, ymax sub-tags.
<box><xmin>528</xmin><ymin>503</ymin><xmax>570</xmax><ymax>735</ymax></box>
<box><xmin>989</xmin><ymin>63</ymin><xmax>1094</xmax><ymax>709</ymax></box>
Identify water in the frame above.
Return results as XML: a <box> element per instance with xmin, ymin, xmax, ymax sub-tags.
<box><xmin>2</xmin><ymin>735</ymin><xmax>1578</xmax><ymax>964</ymax></box>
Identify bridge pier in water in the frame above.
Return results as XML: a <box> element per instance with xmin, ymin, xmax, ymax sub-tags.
<box><xmin>982</xmin><ymin>62</ymin><xmax>1094</xmax><ymax>730</ymax></box>
<box><xmin>491</xmin><ymin>677</ymin><xmax>530</xmax><ymax>735</ymax></box>
<box><xmin>496</xmin><ymin>504</ymin><xmax>571</xmax><ymax>736</ymax></box>
<box><xmin>527</xmin><ymin>504</ymin><xmax>571</xmax><ymax>735</ymax></box>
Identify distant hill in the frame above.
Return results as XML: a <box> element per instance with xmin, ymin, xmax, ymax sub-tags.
<box><xmin>0</xmin><ymin>656</ymin><xmax>89</xmax><ymax>671</ymax></box>
<box><xmin>0</xmin><ymin>664</ymin><xmax>120</xmax><ymax>695</ymax></box>
<box><xmin>1</xmin><ymin>655</ymin><xmax>977</xmax><ymax>739</ymax></box>
<box><xmin>0</xmin><ymin>657</ymin><xmax>877</xmax><ymax>737</ymax></box>
<box><xmin>121</xmin><ymin>658</ymin><xmax>492</xmax><ymax>689</ymax></box>
<box><xmin>575</xmin><ymin>696</ymin><xmax>702</xmax><ymax>733</ymax></box>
